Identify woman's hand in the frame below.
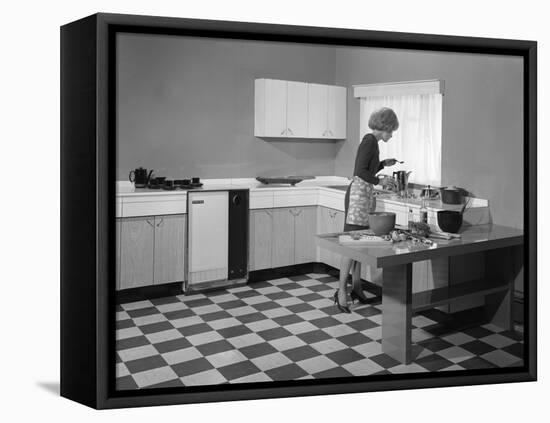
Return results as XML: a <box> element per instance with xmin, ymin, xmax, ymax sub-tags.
<box><xmin>379</xmin><ymin>176</ymin><xmax>397</xmax><ymax>190</ymax></box>
<box><xmin>383</xmin><ymin>158</ymin><xmax>400</xmax><ymax>166</ymax></box>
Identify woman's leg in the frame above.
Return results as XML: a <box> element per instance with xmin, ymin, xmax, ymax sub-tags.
<box><xmin>351</xmin><ymin>261</ymin><xmax>362</xmax><ymax>293</ymax></box>
<box><xmin>338</xmin><ymin>256</ymin><xmax>354</xmax><ymax>305</ymax></box>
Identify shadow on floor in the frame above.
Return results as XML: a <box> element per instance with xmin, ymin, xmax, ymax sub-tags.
<box><xmin>36</xmin><ymin>381</ymin><xmax>60</xmax><ymax>396</ymax></box>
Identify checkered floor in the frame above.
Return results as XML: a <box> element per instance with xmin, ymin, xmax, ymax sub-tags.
<box><xmin>115</xmin><ymin>273</ymin><xmax>524</xmax><ymax>390</ymax></box>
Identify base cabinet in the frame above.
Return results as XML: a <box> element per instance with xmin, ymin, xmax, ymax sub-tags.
<box><xmin>271</xmin><ymin>208</ymin><xmax>296</xmax><ymax>268</ymax></box>
<box><xmin>294</xmin><ymin>207</ymin><xmax>318</xmax><ymax>264</ymax></box>
<box><xmin>117</xmin><ymin>214</ymin><xmax>186</xmax><ymax>290</ymax></box>
<box><xmin>317</xmin><ymin>207</ymin><xmax>344</xmax><ymax>269</ymax></box>
<box><xmin>249</xmin><ymin>209</ymin><xmax>274</xmax><ymax>271</ymax></box>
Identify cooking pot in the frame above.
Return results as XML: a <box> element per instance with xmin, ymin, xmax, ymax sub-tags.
<box><xmin>440</xmin><ymin>186</ymin><xmax>464</xmax><ymax>204</ymax></box>
<box><xmin>437</xmin><ymin>210</ymin><xmax>463</xmax><ymax>233</ymax></box>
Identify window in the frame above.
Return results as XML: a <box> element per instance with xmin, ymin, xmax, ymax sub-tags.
<box><xmin>354</xmin><ymin>80</ymin><xmax>443</xmax><ymax>186</ymax></box>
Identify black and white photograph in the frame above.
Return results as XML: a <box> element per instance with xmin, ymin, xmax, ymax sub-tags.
<box><xmin>7</xmin><ymin>0</ymin><xmax>549</xmax><ymax>419</ymax></box>
<box><xmin>111</xmin><ymin>21</ymin><xmax>529</xmax><ymax>391</ymax></box>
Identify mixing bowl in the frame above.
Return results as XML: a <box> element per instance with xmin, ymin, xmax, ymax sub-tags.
<box><xmin>437</xmin><ymin>210</ymin><xmax>463</xmax><ymax>233</ymax></box>
<box><xmin>368</xmin><ymin>212</ymin><xmax>396</xmax><ymax>235</ymax></box>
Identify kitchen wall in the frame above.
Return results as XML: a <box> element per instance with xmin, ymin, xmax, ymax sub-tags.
<box><xmin>117</xmin><ymin>34</ymin><xmax>338</xmax><ymax>181</ymax></box>
<box><xmin>333</xmin><ymin>47</ymin><xmax>524</xmax><ymax>229</ymax></box>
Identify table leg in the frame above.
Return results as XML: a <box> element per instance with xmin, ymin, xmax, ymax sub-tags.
<box><xmin>382</xmin><ymin>263</ymin><xmax>413</xmax><ymax>364</ymax></box>
<box><xmin>484</xmin><ymin>246</ymin><xmax>522</xmax><ymax>331</ymax></box>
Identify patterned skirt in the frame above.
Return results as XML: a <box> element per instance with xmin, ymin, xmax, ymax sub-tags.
<box><xmin>344</xmin><ymin>176</ymin><xmax>376</xmax><ymax>230</ymax></box>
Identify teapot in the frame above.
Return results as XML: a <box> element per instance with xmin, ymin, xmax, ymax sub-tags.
<box><xmin>129</xmin><ymin>167</ymin><xmax>154</xmax><ymax>188</ymax></box>
<box><xmin>392</xmin><ymin>170</ymin><xmax>412</xmax><ymax>197</ymax></box>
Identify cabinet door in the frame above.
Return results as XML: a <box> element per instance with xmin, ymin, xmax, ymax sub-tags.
<box><xmin>119</xmin><ymin>217</ymin><xmax>154</xmax><ymax>290</ymax></box>
<box><xmin>307</xmin><ymin>83</ymin><xmax>328</xmax><ymax>138</ymax></box>
<box><xmin>263</xmin><ymin>79</ymin><xmax>287</xmax><ymax>137</ymax></box>
<box><xmin>286</xmin><ymin>81</ymin><xmax>308</xmax><ymax>137</ymax></box>
<box><xmin>271</xmin><ymin>208</ymin><xmax>295</xmax><ymax>268</ymax></box>
<box><xmin>328</xmin><ymin>209</ymin><xmax>345</xmax><ymax>269</ymax></box>
<box><xmin>294</xmin><ymin>206</ymin><xmax>317</xmax><ymax>264</ymax></box>
<box><xmin>316</xmin><ymin>206</ymin><xmax>331</xmax><ymax>265</ymax></box>
<box><xmin>249</xmin><ymin>209</ymin><xmax>273</xmax><ymax>271</ymax></box>
<box><xmin>154</xmin><ymin>214</ymin><xmax>186</xmax><ymax>285</ymax></box>
<box><xmin>328</xmin><ymin>85</ymin><xmax>347</xmax><ymax>139</ymax></box>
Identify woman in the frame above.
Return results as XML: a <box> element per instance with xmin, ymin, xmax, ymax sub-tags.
<box><xmin>334</xmin><ymin>107</ymin><xmax>400</xmax><ymax>313</ymax></box>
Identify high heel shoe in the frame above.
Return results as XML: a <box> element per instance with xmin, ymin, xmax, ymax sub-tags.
<box><xmin>333</xmin><ymin>290</ymin><xmax>351</xmax><ymax>314</ymax></box>
<box><xmin>350</xmin><ymin>288</ymin><xmax>371</xmax><ymax>305</ymax></box>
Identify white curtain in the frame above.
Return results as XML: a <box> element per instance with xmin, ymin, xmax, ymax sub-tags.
<box><xmin>359</xmin><ymin>94</ymin><xmax>442</xmax><ymax>186</ymax></box>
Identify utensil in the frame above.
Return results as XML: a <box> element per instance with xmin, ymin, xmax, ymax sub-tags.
<box><xmin>129</xmin><ymin>167</ymin><xmax>154</xmax><ymax>188</ymax></box>
<box><xmin>368</xmin><ymin>212</ymin><xmax>396</xmax><ymax>235</ymax></box>
<box><xmin>392</xmin><ymin>170</ymin><xmax>412</xmax><ymax>197</ymax></box>
<box><xmin>437</xmin><ymin>210</ymin><xmax>463</xmax><ymax>233</ymax></box>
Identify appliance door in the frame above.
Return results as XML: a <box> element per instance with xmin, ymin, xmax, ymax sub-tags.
<box><xmin>228</xmin><ymin>190</ymin><xmax>249</xmax><ymax>280</ymax></box>
<box><xmin>187</xmin><ymin>191</ymin><xmax>229</xmax><ymax>286</ymax></box>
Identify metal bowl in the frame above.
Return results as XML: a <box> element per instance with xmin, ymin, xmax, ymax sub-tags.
<box><xmin>368</xmin><ymin>212</ymin><xmax>396</xmax><ymax>235</ymax></box>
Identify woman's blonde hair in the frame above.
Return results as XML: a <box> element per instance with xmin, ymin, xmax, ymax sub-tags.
<box><xmin>368</xmin><ymin>107</ymin><xmax>399</xmax><ymax>132</ymax></box>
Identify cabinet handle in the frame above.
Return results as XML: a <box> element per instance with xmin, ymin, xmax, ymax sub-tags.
<box><xmin>287</xmin><ymin>128</ymin><xmax>294</xmax><ymax>135</ymax></box>
<box><xmin>281</xmin><ymin>129</ymin><xmax>286</xmax><ymax>135</ymax></box>
<box><xmin>146</xmin><ymin>219</ymin><xmax>154</xmax><ymax>227</ymax></box>
<box><xmin>323</xmin><ymin>129</ymin><xmax>328</xmax><ymax>137</ymax></box>
<box><xmin>329</xmin><ymin>210</ymin><xmax>337</xmax><ymax>218</ymax></box>
<box><xmin>156</xmin><ymin>218</ymin><xmax>164</xmax><ymax>227</ymax></box>
<box><xmin>264</xmin><ymin>210</ymin><xmax>272</xmax><ymax>217</ymax></box>
<box><xmin>295</xmin><ymin>208</ymin><xmax>302</xmax><ymax>216</ymax></box>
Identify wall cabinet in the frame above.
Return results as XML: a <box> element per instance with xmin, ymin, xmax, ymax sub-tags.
<box><xmin>255</xmin><ymin>78</ymin><xmax>346</xmax><ymax>139</ymax></box>
<box><xmin>307</xmin><ymin>83</ymin><xmax>347</xmax><ymax>139</ymax></box>
<box><xmin>254</xmin><ymin>79</ymin><xmax>308</xmax><ymax>138</ymax></box>
<box><xmin>117</xmin><ymin>214</ymin><xmax>186</xmax><ymax>290</ymax></box>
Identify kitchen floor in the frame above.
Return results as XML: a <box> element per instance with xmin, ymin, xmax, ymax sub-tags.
<box><xmin>115</xmin><ymin>273</ymin><xmax>524</xmax><ymax>390</ymax></box>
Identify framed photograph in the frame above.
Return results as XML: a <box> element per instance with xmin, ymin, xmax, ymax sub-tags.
<box><xmin>60</xmin><ymin>12</ymin><xmax>536</xmax><ymax>409</ymax></box>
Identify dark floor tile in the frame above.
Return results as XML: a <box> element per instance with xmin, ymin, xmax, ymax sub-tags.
<box><xmin>127</xmin><ymin>307</ymin><xmax>160</xmax><ymax>318</ymax></box>
<box><xmin>253</xmin><ymin>301</ymin><xmax>281</xmax><ymax>312</ymax></box>
<box><xmin>337</xmin><ymin>332</ymin><xmax>372</xmax><ymax>347</ymax></box>
<box><xmin>296</xmin><ymin>292</ymin><xmax>324</xmax><ymax>302</ymax></box>
<box><xmin>139</xmin><ymin>321</ymin><xmax>175</xmax><ymax>334</ymax></box>
<box><xmin>318</xmin><ymin>305</ymin><xmax>342</xmax><ymax>316</ymax></box>
<box><xmin>218</xmin><ymin>325</ymin><xmax>253</xmax><ymax>339</ymax></box>
<box><xmin>266</xmin><ymin>291</ymin><xmax>292</xmax><ymax>300</ymax></box>
<box><xmin>265</xmin><ymin>363</ymin><xmax>308</xmax><ymax>380</ymax></box>
<box><xmin>313</xmin><ymin>366</ymin><xmax>353</xmax><ymax>379</ymax></box>
<box><xmin>235</xmin><ymin>312</ymin><xmax>269</xmax><ymax>324</ymax></box>
<box><xmin>147</xmin><ymin>378</ymin><xmax>184</xmax><ymax>389</ymax></box>
<box><xmin>297</xmin><ymin>330</ymin><xmax>332</xmax><ymax>344</ymax></box>
<box><xmin>347</xmin><ymin>318</ymin><xmax>378</xmax><ymax>332</ymax></box>
<box><xmin>502</xmin><ymin>342</ymin><xmax>525</xmax><ymax>358</ymax></box>
<box><xmin>239</xmin><ymin>342</ymin><xmax>278</xmax><ymax>359</ymax></box>
<box><xmin>326</xmin><ymin>349</ymin><xmax>364</xmax><ymax>365</ymax></box>
<box><xmin>116</xmin><ymin>353</ymin><xmax>122</xmax><ymax>363</ymax></box>
<box><xmin>154</xmin><ymin>337</ymin><xmax>192</xmax><ymax>354</ymax></box>
<box><xmin>217</xmin><ymin>299</ymin><xmax>248</xmax><ymax>310</ymax></box>
<box><xmin>164</xmin><ymin>308</ymin><xmax>195</xmax><ymax>320</ymax></box>
<box><xmin>309</xmin><ymin>316</ymin><xmax>341</xmax><ymax>329</ymax></box>
<box><xmin>418</xmin><ymin>308</ymin><xmax>448</xmax><ymax>323</ymax></box>
<box><xmin>315</xmin><ymin>276</ymin><xmax>338</xmax><ymax>283</ymax></box>
<box><xmin>283</xmin><ymin>345</ymin><xmax>320</xmax><ymax>362</ymax></box>
<box><xmin>368</xmin><ymin>353</ymin><xmax>402</xmax><ymax>369</ymax></box>
<box><xmin>499</xmin><ymin>330</ymin><xmax>524</xmax><ymax>342</ymax></box>
<box><xmin>116</xmin><ymin>375</ymin><xmax>138</xmax><ymax>390</ymax></box>
<box><xmin>248</xmin><ymin>280</ymin><xmax>273</xmax><ymax>289</ymax></box>
<box><xmin>116</xmin><ymin>304</ymin><xmax>124</xmax><ymax>312</ymax></box>
<box><xmin>185</xmin><ymin>297</ymin><xmax>214</xmax><ymax>308</ymax></box>
<box><xmin>273</xmin><ymin>314</ymin><xmax>304</xmax><ymax>326</ymax></box>
<box><xmin>150</xmin><ymin>296</ymin><xmax>181</xmax><ymax>306</ymax></box>
<box><xmin>257</xmin><ymin>327</ymin><xmax>293</xmax><ymax>341</ymax></box>
<box><xmin>116</xmin><ymin>319</ymin><xmax>135</xmax><ymax>330</ymax></box>
<box><xmin>232</xmin><ymin>290</ymin><xmax>263</xmax><ymax>299</ymax></box>
<box><xmin>178</xmin><ymin>323</ymin><xmax>213</xmax><ymax>337</ymax></box>
<box><xmin>462</xmin><ymin>326</ymin><xmax>494</xmax><ymax>339</ymax></box>
<box><xmin>414</xmin><ymin>353</ymin><xmax>454</xmax><ymax>372</ymax></box>
<box><xmin>171</xmin><ymin>357</ymin><xmax>214</xmax><ymax>377</ymax></box>
<box><xmin>116</xmin><ymin>335</ymin><xmax>150</xmax><ymax>351</ymax></box>
<box><xmin>288</xmin><ymin>274</ymin><xmax>311</xmax><ymax>282</ymax></box>
<box><xmin>308</xmin><ymin>284</ymin><xmax>333</xmax><ymax>293</ymax></box>
<box><xmin>287</xmin><ymin>303</ymin><xmax>315</xmax><ymax>313</ymax></box>
<box><xmin>201</xmin><ymin>310</ymin><xmax>232</xmax><ymax>322</ymax></box>
<box><xmin>418</xmin><ymin>337</ymin><xmax>454</xmax><ymax>353</ymax></box>
<box><xmin>458</xmin><ymin>356</ymin><xmax>498</xmax><ymax>370</ymax></box>
<box><xmin>125</xmin><ymin>355</ymin><xmax>168</xmax><ymax>374</ymax></box>
<box><xmin>422</xmin><ymin>322</ymin><xmax>453</xmax><ymax>337</ymax></box>
<box><xmin>353</xmin><ymin>307</ymin><xmax>381</xmax><ymax>318</ymax></box>
<box><xmin>217</xmin><ymin>361</ymin><xmax>261</xmax><ymax>381</ymax></box>
<box><xmin>196</xmin><ymin>339</ymin><xmax>235</xmax><ymax>356</ymax></box>
<box><xmin>461</xmin><ymin>340</ymin><xmax>497</xmax><ymax>356</ymax></box>
<box><xmin>277</xmin><ymin>282</ymin><xmax>303</xmax><ymax>291</ymax></box>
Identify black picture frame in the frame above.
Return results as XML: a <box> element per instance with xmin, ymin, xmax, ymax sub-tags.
<box><xmin>60</xmin><ymin>12</ymin><xmax>537</xmax><ymax>409</ymax></box>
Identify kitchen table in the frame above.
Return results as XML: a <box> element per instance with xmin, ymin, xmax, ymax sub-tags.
<box><xmin>315</xmin><ymin>224</ymin><xmax>524</xmax><ymax>364</ymax></box>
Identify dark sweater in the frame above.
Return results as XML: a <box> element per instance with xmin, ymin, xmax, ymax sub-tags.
<box><xmin>353</xmin><ymin>133</ymin><xmax>384</xmax><ymax>185</ymax></box>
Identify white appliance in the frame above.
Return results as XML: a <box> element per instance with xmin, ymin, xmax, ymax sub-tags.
<box><xmin>187</xmin><ymin>191</ymin><xmax>229</xmax><ymax>286</ymax></box>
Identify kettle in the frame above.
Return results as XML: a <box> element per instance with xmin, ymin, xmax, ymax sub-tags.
<box><xmin>129</xmin><ymin>167</ymin><xmax>154</xmax><ymax>188</ymax></box>
<box><xmin>392</xmin><ymin>170</ymin><xmax>412</xmax><ymax>197</ymax></box>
